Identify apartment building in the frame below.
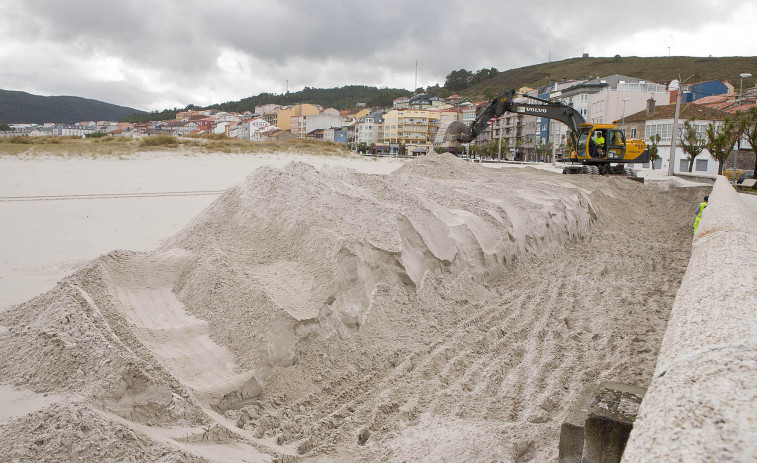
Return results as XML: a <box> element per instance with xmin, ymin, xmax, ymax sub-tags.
<box><xmin>587</xmin><ymin>81</ymin><xmax>669</xmax><ymax>125</ymax></box>
<box><xmin>354</xmin><ymin>110</ymin><xmax>386</xmax><ymax>146</ymax></box>
<box><xmin>407</xmin><ymin>94</ymin><xmax>446</xmax><ymax>110</ymax></box>
<box><xmin>382</xmin><ymin>109</ymin><xmax>440</xmax><ymax>151</ymax></box>
<box><xmin>299</xmin><ymin>112</ymin><xmax>345</xmax><ymax>137</ymax></box>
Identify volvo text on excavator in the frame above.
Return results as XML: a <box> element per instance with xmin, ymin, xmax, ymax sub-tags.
<box><xmin>437</xmin><ymin>90</ymin><xmax>650</xmax><ymax>175</ymax></box>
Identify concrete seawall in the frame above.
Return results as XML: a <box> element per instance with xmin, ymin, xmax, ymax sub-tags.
<box><xmin>673</xmin><ymin>172</ymin><xmax>717</xmax><ymax>185</ymax></box>
<box><xmin>622</xmin><ymin>177</ymin><xmax>757</xmax><ymax>461</ymax></box>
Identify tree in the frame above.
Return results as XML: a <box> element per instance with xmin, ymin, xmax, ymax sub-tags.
<box><xmin>679</xmin><ymin>118</ymin><xmax>706</xmax><ymax>172</ymax></box>
<box><xmin>705</xmin><ymin>116</ymin><xmax>740</xmax><ymax>175</ymax></box>
<box><xmin>471</xmin><ymin>68</ymin><xmax>499</xmax><ymax>85</ymax></box>
<box><xmin>648</xmin><ymin>133</ymin><xmax>661</xmax><ymax>170</ymax></box>
<box><xmin>0</xmin><ymin>122</ymin><xmax>10</xmax><ymax>131</ymax></box>
<box><xmin>444</xmin><ymin>69</ymin><xmax>473</xmax><ymax>92</ymax></box>
<box><xmin>535</xmin><ymin>142</ymin><xmax>552</xmax><ymax>162</ymax></box>
<box><xmin>498</xmin><ymin>137</ymin><xmax>510</xmax><ymax>160</ymax></box>
<box><xmin>740</xmin><ymin>106</ymin><xmax>757</xmax><ymax>174</ymax></box>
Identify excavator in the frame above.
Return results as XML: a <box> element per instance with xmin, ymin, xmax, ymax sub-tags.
<box><xmin>439</xmin><ymin>90</ymin><xmax>650</xmax><ymax>175</ymax></box>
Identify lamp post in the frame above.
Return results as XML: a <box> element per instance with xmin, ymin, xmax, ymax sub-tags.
<box><xmin>621</xmin><ymin>98</ymin><xmax>631</xmax><ymax>134</ymax></box>
<box><xmin>668</xmin><ymin>75</ymin><xmax>694</xmax><ymax>176</ymax></box>
<box><xmin>733</xmin><ymin>73</ymin><xmax>752</xmax><ymax>183</ymax></box>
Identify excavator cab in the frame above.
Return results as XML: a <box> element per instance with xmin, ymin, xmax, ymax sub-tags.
<box><xmin>574</xmin><ymin>125</ymin><xmax>626</xmax><ymax>161</ymax></box>
<box><xmin>606</xmin><ymin>129</ymin><xmax>626</xmax><ymax>159</ymax></box>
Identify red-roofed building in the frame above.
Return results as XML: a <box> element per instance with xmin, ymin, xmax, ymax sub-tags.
<box><xmin>195</xmin><ymin>118</ymin><xmax>215</xmax><ymax>132</ymax></box>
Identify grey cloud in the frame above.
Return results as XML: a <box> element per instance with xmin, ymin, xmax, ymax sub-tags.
<box><xmin>0</xmin><ymin>0</ymin><xmax>754</xmax><ymax>111</ymax></box>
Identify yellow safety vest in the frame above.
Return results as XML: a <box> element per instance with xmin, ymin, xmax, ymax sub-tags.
<box><xmin>596</xmin><ymin>136</ymin><xmax>605</xmax><ymax>145</ymax></box>
<box><xmin>696</xmin><ymin>202</ymin><xmax>707</xmax><ymax>217</ymax></box>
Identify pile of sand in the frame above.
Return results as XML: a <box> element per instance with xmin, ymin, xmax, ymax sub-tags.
<box><xmin>0</xmin><ymin>153</ymin><xmax>707</xmax><ymax>462</ymax></box>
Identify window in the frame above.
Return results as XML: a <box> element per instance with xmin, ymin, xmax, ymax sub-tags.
<box><xmin>646</xmin><ymin>123</ymin><xmax>673</xmax><ymax>142</ymax></box>
<box><xmin>653</xmin><ymin>159</ymin><xmax>663</xmax><ymax>170</ymax></box>
<box><xmin>695</xmin><ymin>159</ymin><xmax>708</xmax><ymax>171</ymax></box>
<box><xmin>630</xmin><ymin>128</ymin><xmax>637</xmax><ymax>138</ymax></box>
<box><xmin>679</xmin><ymin>159</ymin><xmax>689</xmax><ymax>171</ymax></box>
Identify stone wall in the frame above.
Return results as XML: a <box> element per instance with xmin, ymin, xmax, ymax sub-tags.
<box><xmin>622</xmin><ymin>177</ymin><xmax>757</xmax><ymax>461</ymax></box>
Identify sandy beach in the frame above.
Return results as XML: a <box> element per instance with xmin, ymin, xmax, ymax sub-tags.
<box><xmin>0</xmin><ymin>150</ymin><xmax>707</xmax><ymax>462</ymax></box>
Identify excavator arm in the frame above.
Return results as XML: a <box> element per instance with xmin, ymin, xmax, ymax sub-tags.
<box><xmin>436</xmin><ymin>88</ymin><xmax>648</xmax><ymax>176</ymax></box>
<box><xmin>453</xmin><ymin>90</ymin><xmax>586</xmax><ymax>144</ymax></box>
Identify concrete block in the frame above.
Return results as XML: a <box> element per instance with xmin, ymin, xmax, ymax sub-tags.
<box><xmin>583</xmin><ymin>382</ymin><xmax>646</xmax><ymax>463</ymax></box>
<box><xmin>559</xmin><ymin>384</ymin><xmax>599</xmax><ymax>463</ymax></box>
<box><xmin>735</xmin><ymin>178</ymin><xmax>756</xmax><ymax>190</ymax></box>
<box><xmin>559</xmin><ymin>382</ymin><xmax>645</xmax><ymax>463</ymax></box>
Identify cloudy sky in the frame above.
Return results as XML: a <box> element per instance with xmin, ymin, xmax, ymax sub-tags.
<box><xmin>1</xmin><ymin>0</ymin><xmax>755</xmax><ymax>112</ymax></box>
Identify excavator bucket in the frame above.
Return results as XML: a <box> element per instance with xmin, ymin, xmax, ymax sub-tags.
<box><xmin>433</xmin><ymin>121</ymin><xmax>469</xmax><ymax>154</ymax></box>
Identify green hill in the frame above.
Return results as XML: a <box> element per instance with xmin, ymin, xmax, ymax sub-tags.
<box><xmin>0</xmin><ymin>89</ymin><xmax>145</xmax><ymax>124</ymax></box>
<box><xmin>461</xmin><ymin>55</ymin><xmax>757</xmax><ymax>100</ymax></box>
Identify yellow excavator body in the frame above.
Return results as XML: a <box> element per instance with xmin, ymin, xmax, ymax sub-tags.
<box><xmin>567</xmin><ymin>123</ymin><xmax>649</xmax><ymax>165</ymax></box>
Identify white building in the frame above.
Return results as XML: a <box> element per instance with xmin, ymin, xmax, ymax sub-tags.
<box><xmin>587</xmin><ymin>81</ymin><xmax>669</xmax><ymax>125</ymax></box>
<box><xmin>354</xmin><ymin>111</ymin><xmax>385</xmax><ymax>145</ymax></box>
<box><xmin>304</xmin><ymin>113</ymin><xmax>345</xmax><ymax>136</ymax></box>
<box><xmin>213</xmin><ymin>112</ymin><xmax>242</xmax><ymax>123</ymax></box>
<box><xmin>249</xmin><ymin>118</ymin><xmax>274</xmax><ymax>141</ymax></box>
<box><xmin>213</xmin><ymin>121</ymin><xmax>231</xmax><ymax>135</ymax></box>
<box><xmin>254</xmin><ymin>104</ymin><xmax>280</xmax><ymax>115</ymax></box>
<box><xmin>621</xmin><ymin>102</ymin><xmax>731</xmax><ymax>175</ymax></box>
<box><xmin>60</xmin><ymin>126</ymin><xmax>96</xmax><ymax>137</ymax></box>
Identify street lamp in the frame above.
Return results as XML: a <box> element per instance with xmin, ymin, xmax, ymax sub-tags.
<box><xmin>733</xmin><ymin>73</ymin><xmax>752</xmax><ymax>183</ymax></box>
<box><xmin>622</xmin><ymin>98</ymin><xmax>631</xmax><ymax>133</ymax></box>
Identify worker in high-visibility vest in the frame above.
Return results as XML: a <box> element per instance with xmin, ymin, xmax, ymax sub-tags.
<box><xmin>693</xmin><ymin>195</ymin><xmax>709</xmax><ymax>234</ymax></box>
<box><xmin>595</xmin><ymin>132</ymin><xmax>605</xmax><ymax>157</ymax></box>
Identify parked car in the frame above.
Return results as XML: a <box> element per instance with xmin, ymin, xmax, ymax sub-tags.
<box><xmin>737</xmin><ymin>171</ymin><xmax>754</xmax><ymax>184</ymax></box>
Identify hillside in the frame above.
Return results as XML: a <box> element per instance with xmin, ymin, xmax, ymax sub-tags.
<box><xmin>0</xmin><ymin>89</ymin><xmax>145</xmax><ymax>124</ymax></box>
<box><xmin>125</xmin><ymin>85</ymin><xmax>413</xmax><ymax>123</ymax></box>
<box><xmin>462</xmin><ymin>55</ymin><xmax>757</xmax><ymax>100</ymax></box>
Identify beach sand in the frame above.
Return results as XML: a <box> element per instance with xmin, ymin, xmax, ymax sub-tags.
<box><xmin>0</xmin><ymin>151</ymin><xmax>707</xmax><ymax>462</ymax></box>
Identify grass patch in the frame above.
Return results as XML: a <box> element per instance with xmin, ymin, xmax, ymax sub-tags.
<box><xmin>138</xmin><ymin>135</ymin><xmax>179</xmax><ymax>148</ymax></box>
<box><xmin>185</xmin><ymin>132</ymin><xmax>229</xmax><ymax>141</ymax></box>
<box><xmin>1</xmin><ymin>136</ymin><xmax>34</xmax><ymax>144</ymax></box>
<box><xmin>0</xmin><ymin>134</ymin><xmax>352</xmax><ymax>157</ymax></box>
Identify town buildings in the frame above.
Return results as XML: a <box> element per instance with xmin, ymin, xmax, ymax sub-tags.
<box><xmin>4</xmin><ymin>75</ymin><xmax>751</xmax><ymax>169</ymax></box>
